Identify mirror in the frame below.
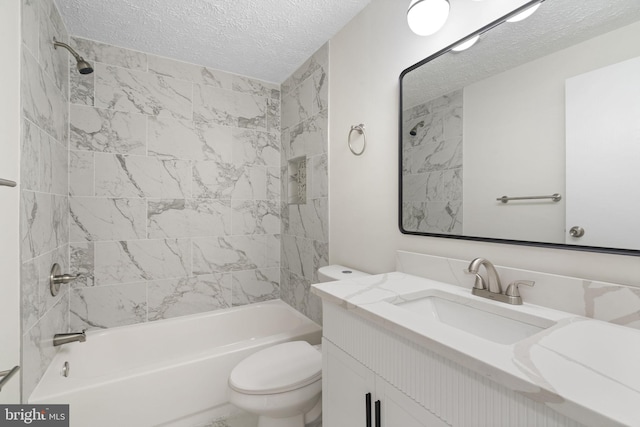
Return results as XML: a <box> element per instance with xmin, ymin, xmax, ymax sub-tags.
<box><xmin>399</xmin><ymin>0</ymin><xmax>640</xmax><ymax>255</ymax></box>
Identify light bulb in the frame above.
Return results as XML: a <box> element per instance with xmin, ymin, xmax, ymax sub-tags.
<box><xmin>506</xmin><ymin>2</ymin><xmax>541</xmax><ymax>23</ymax></box>
<box><xmin>407</xmin><ymin>0</ymin><xmax>451</xmax><ymax>36</ymax></box>
<box><xmin>451</xmin><ymin>35</ymin><xmax>479</xmax><ymax>52</ymax></box>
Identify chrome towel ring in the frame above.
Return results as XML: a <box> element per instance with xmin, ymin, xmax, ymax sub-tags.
<box><xmin>348</xmin><ymin>124</ymin><xmax>366</xmax><ymax>156</ymax></box>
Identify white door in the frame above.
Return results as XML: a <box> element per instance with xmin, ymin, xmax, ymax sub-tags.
<box><xmin>566</xmin><ymin>56</ymin><xmax>640</xmax><ymax>249</ymax></box>
<box><xmin>0</xmin><ymin>0</ymin><xmax>22</xmax><ymax>403</ymax></box>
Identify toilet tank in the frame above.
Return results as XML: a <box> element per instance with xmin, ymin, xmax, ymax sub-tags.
<box><xmin>317</xmin><ymin>265</ymin><xmax>370</xmax><ymax>283</ymax></box>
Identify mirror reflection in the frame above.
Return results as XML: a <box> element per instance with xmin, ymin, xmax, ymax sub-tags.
<box><xmin>400</xmin><ymin>0</ymin><xmax>640</xmax><ymax>253</ymax></box>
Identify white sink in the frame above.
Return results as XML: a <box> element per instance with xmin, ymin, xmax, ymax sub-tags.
<box><xmin>395</xmin><ymin>295</ymin><xmax>555</xmax><ymax>345</ymax></box>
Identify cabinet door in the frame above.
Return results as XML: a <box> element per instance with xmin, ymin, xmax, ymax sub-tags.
<box><xmin>323</xmin><ymin>339</ymin><xmax>449</xmax><ymax>427</ymax></box>
<box><xmin>376</xmin><ymin>377</ymin><xmax>448</xmax><ymax>427</ymax></box>
<box><xmin>323</xmin><ymin>339</ymin><xmax>375</xmax><ymax>427</ymax></box>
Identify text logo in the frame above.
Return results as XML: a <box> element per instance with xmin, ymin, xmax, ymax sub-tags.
<box><xmin>0</xmin><ymin>405</ymin><xmax>69</xmax><ymax>426</ymax></box>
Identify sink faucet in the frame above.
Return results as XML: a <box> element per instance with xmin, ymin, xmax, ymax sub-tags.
<box><xmin>53</xmin><ymin>331</ymin><xmax>86</xmax><ymax>347</ymax></box>
<box><xmin>466</xmin><ymin>257</ymin><xmax>502</xmax><ymax>294</ymax></box>
<box><xmin>464</xmin><ymin>258</ymin><xmax>534</xmax><ymax>305</ymax></box>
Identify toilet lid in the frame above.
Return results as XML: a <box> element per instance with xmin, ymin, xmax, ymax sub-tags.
<box><xmin>229</xmin><ymin>341</ymin><xmax>322</xmax><ymax>395</ymax></box>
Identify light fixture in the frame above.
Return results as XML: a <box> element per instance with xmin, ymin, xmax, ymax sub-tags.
<box><xmin>407</xmin><ymin>0</ymin><xmax>451</xmax><ymax>36</ymax></box>
<box><xmin>506</xmin><ymin>2</ymin><xmax>541</xmax><ymax>23</ymax></box>
<box><xmin>451</xmin><ymin>35</ymin><xmax>480</xmax><ymax>52</ymax></box>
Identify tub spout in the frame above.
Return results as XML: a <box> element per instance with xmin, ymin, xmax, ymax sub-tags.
<box><xmin>53</xmin><ymin>331</ymin><xmax>86</xmax><ymax>347</ymax></box>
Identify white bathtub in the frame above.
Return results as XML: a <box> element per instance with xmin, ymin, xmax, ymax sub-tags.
<box><xmin>29</xmin><ymin>300</ymin><xmax>322</xmax><ymax>427</ymax></box>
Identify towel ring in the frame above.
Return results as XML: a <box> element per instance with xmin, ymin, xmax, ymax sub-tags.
<box><xmin>348</xmin><ymin>124</ymin><xmax>366</xmax><ymax>156</ymax></box>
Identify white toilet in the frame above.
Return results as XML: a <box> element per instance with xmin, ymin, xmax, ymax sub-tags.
<box><xmin>227</xmin><ymin>265</ymin><xmax>369</xmax><ymax>427</ymax></box>
<box><xmin>228</xmin><ymin>341</ymin><xmax>322</xmax><ymax>427</ymax></box>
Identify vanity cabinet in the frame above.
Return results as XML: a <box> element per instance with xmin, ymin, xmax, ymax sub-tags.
<box><xmin>319</xmin><ymin>300</ymin><xmax>584</xmax><ymax>427</ymax></box>
<box><xmin>323</xmin><ymin>339</ymin><xmax>447</xmax><ymax>427</ymax></box>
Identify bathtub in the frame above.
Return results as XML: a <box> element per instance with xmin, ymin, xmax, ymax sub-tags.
<box><xmin>29</xmin><ymin>300</ymin><xmax>322</xmax><ymax>427</ymax></box>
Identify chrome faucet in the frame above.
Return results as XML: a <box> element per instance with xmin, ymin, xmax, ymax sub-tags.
<box><xmin>464</xmin><ymin>258</ymin><xmax>534</xmax><ymax>305</ymax></box>
<box><xmin>53</xmin><ymin>331</ymin><xmax>86</xmax><ymax>347</ymax></box>
<box><xmin>466</xmin><ymin>257</ymin><xmax>502</xmax><ymax>294</ymax></box>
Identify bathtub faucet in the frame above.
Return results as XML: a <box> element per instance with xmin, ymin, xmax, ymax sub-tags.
<box><xmin>53</xmin><ymin>331</ymin><xmax>86</xmax><ymax>347</ymax></box>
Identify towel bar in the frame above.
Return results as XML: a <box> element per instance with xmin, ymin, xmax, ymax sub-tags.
<box><xmin>497</xmin><ymin>193</ymin><xmax>561</xmax><ymax>203</ymax></box>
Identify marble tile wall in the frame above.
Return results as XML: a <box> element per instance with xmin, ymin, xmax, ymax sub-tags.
<box><xmin>67</xmin><ymin>37</ymin><xmax>282</xmax><ymax>330</ymax></box>
<box><xmin>402</xmin><ymin>90</ymin><xmax>463</xmax><ymax>234</ymax></box>
<box><xmin>20</xmin><ymin>0</ymin><xmax>71</xmax><ymax>401</ymax></box>
<box><xmin>280</xmin><ymin>44</ymin><xmax>329</xmax><ymax>325</ymax></box>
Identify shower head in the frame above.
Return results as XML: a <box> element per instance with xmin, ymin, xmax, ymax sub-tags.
<box><xmin>53</xmin><ymin>39</ymin><xmax>94</xmax><ymax>74</ymax></box>
<box><xmin>409</xmin><ymin>120</ymin><xmax>424</xmax><ymax>136</ymax></box>
<box><xmin>75</xmin><ymin>59</ymin><xmax>94</xmax><ymax>75</ymax></box>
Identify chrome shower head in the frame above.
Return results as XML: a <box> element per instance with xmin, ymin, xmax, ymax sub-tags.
<box><xmin>53</xmin><ymin>39</ymin><xmax>94</xmax><ymax>75</ymax></box>
<box><xmin>75</xmin><ymin>59</ymin><xmax>94</xmax><ymax>75</ymax></box>
<box><xmin>409</xmin><ymin>120</ymin><xmax>424</xmax><ymax>136</ymax></box>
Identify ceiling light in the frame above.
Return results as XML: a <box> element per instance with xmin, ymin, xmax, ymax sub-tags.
<box><xmin>407</xmin><ymin>0</ymin><xmax>451</xmax><ymax>36</ymax></box>
<box><xmin>451</xmin><ymin>35</ymin><xmax>480</xmax><ymax>52</ymax></box>
<box><xmin>506</xmin><ymin>2</ymin><xmax>541</xmax><ymax>23</ymax></box>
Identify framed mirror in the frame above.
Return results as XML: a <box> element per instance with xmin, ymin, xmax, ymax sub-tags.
<box><xmin>399</xmin><ymin>0</ymin><xmax>640</xmax><ymax>255</ymax></box>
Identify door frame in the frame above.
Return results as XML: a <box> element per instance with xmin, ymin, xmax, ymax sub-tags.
<box><xmin>0</xmin><ymin>0</ymin><xmax>23</xmax><ymax>403</ymax></box>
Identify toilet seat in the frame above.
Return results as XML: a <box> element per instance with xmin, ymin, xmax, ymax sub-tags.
<box><xmin>229</xmin><ymin>341</ymin><xmax>321</xmax><ymax>395</ymax></box>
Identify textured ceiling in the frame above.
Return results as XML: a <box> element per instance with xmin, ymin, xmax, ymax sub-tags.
<box><xmin>403</xmin><ymin>0</ymin><xmax>640</xmax><ymax>108</ymax></box>
<box><xmin>54</xmin><ymin>0</ymin><xmax>372</xmax><ymax>83</ymax></box>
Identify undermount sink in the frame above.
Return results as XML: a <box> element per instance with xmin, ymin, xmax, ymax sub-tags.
<box><xmin>395</xmin><ymin>295</ymin><xmax>555</xmax><ymax>345</ymax></box>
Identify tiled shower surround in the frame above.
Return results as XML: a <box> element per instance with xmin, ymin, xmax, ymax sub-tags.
<box><xmin>402</xmin><ymin>90</ymin><xmax>463</xmax><ymax>234</ymax></box>
<box><xmin>67</xmin><ymin>36</ymin><xmax>283</xmax><ymax>329</ymax></box>
<box><xmin>20</xmin><ymin>0</ymin><xmax>71</xmax><ymax>401</ymax></box>
<box><xmin>20</xmin><ymin>0</ymin><xmax>330</xmax><ymax>401</ymax></box>
<box><xmin>280</xmin><ymin>46</ymin><xmax>329</xmax><ymax>325</ymax></box>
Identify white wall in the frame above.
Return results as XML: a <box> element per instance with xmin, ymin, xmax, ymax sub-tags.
<box><xmin>328</xmin><ymin>0</ymin><xmax>640</xmax><ymax>286</ymax></box>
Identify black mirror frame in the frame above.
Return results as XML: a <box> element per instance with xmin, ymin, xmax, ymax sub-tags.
<box><xmin>398</xmin><ymin>0</ymin><xmax>640</xmax><ymax>257</ymax></box>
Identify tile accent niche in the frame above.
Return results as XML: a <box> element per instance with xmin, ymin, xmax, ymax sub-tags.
<box><xmin>402</xmin><ymin>90</ymin><xmax>463</xmax><ymax>234</ymax></box>
<box><xmin>67</xmin><ymin>37</ymin><xmax>282</xmax><ymax>329</ymax></box>
<box><xmin>288</xmin><ymin>156</ymin><xmax>307</xmax><ymax>205</ymax></box>
<box><xmin>280</xmin><ymin>44</ymin><xmax>329</xmax><ymax>324</ymax></box>
<box><xmin>20</xmin><ymin>0</ymin><xmax>71</xmax><ymax>401</ymax></box>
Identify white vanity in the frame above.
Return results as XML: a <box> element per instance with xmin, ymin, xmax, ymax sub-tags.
<box><xmin>313</xmin><ymin>251</ymin><xmax>640</xmax><ymax>427</ymax></box>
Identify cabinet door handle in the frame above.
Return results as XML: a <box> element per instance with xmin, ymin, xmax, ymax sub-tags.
<box><xmin>365</xmin><ymin>393</ymin><xmax>372</xmax><ymax>427</ymax></box>
<box><xmin>375</xmin><ymin>399</ymin><xmax>381</xmax><ymax>427</ymax></box>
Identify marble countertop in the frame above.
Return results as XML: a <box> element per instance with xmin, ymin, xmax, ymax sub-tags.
<box><xmin>312</xmin><ymin>272</ymin><xmax>640</xmax><ymax>427</ymax></box>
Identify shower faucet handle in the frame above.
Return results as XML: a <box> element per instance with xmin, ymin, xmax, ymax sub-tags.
<box><xmin>49</xmin><ymin>263</ymin><xmax>80</xmax><ymax>296</ymax></box>
<box><xmin>54</xmin><ymin>273</ymin><xmax>79</xmax><ymax>284</ymax></box>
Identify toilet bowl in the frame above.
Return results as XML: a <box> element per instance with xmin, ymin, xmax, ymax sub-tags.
<box><xmin>227</xmin><ymin>341</ymin><xmax>322</xmax><ymax>427</ymax></box>
<box><xmin>228</xmin><ymin>265</ymin><xmax>370</xmax><ymax>427</ymax></box>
